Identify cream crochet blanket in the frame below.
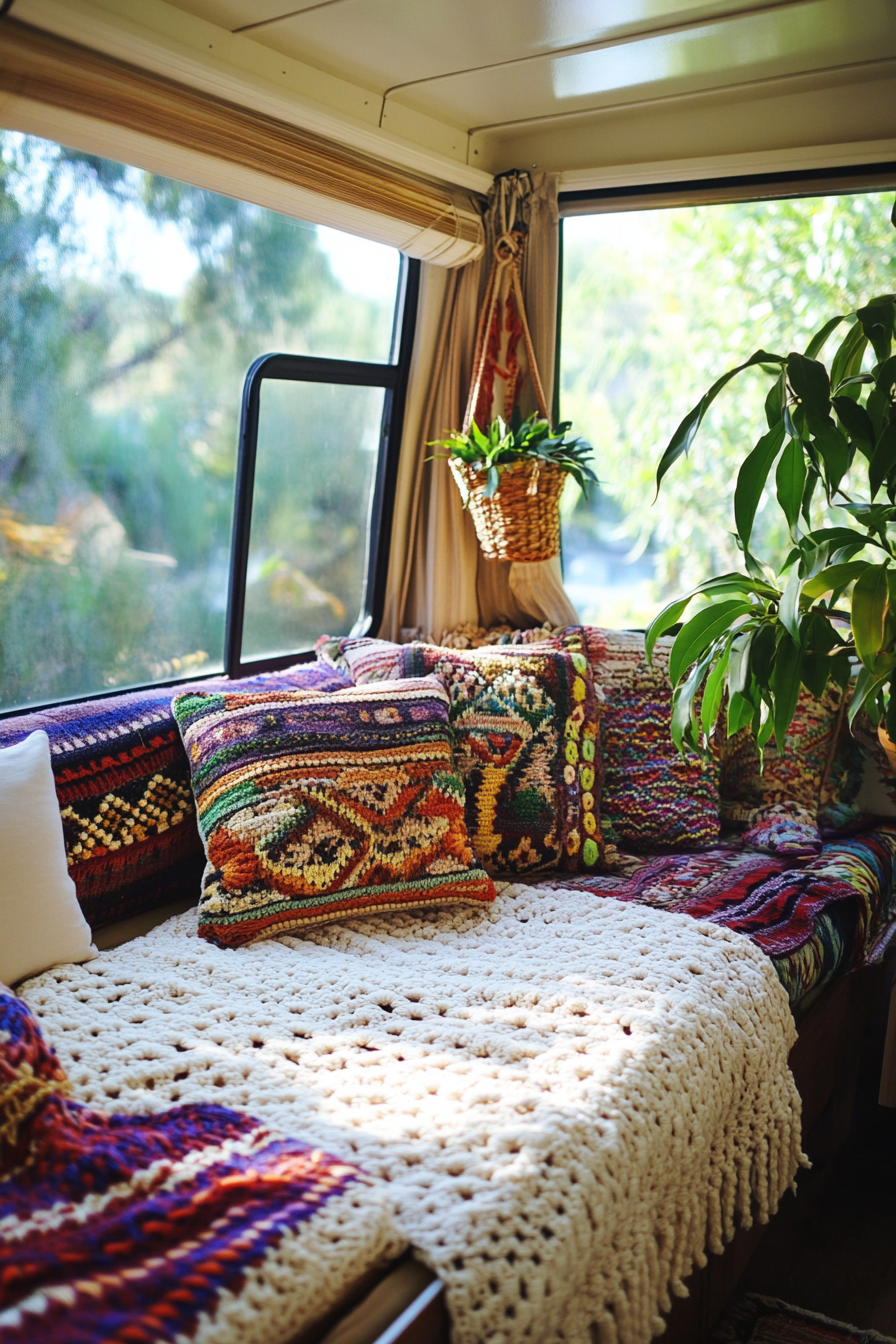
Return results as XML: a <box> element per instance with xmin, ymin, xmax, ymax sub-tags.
<box><xmin>22</xmin><ymin>883</ymin><xmax>802</xmax><ymax>1344</ymax></box>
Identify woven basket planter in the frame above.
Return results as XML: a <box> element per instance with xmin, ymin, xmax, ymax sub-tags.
<box><xmin>450</xmin><ymin>457</ymin><xmax>565</xmax><ymax>562</ymax></box>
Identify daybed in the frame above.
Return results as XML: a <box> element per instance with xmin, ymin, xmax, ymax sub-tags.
<box><xmin>2</xmin><ymin>627</ymin><xmax>895</xmax><ymax>1344</ymax></box>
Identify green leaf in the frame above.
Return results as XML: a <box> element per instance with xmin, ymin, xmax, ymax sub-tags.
<box><xmin>775</xmin><ymin>436</ymin><xmax>806</xmax><ymax>535</ymax></box>
<box><xmin>778</xmin><ymin>566</ymin><xmax>803</xmax><ymax>644</ymax></box>
<box><xmin>750</xmin><ymin>622</ymin><xmax>776</xmax><ymax>686</ymax></box>
<box><xmin>727</xmin><ymin>629</ymin><xmax>754</xmax><ymax>697</ymax></box>
<box><xmin>802</xmin><ymin>560</ymin><xmax>870</xmax><ymax>600</ymax></box>
<box><xmin>812</xmin><ymin>422</ymin><xmax>851</xmax><ymax>494</ymax></box>
<box><xmin>851</xmin><ymin>562</ymin><xmax>891</xmax><ymax>668</ymax></box>
<box><xmin>849</xmin><ymin>663</ymin><xmax>894</xmax><ymax>728</ymax></box>
<box><xmin>805</xmin><ymin>314</ymin><xmax>847</xmax><ymax>360</ymax></box>
<box><xmin>857</xmin><ymin>297</ymin><xmax>896</xmax><ymax>365</ymax></box>
<box><xmin>701</xmin><ymin>646</ymin><xmax>730</xmax><ymax>738</ymax></box>
<box><xmin>734</xmin><ymin>420</ymin><xmax>786</xmax><ymax>548</ymax></box>
<box><xmin>770</xmin><ymin>631</ymin><xmax>803</xmax><ymax>749</ymax></box>
<box><xmin>801</xmin><ymin>466</ymin><xmax>819</xmax><ymax>529</ymax></box>
<box><xmin>727</xmin><ymin>690</ymin><xmax>757</xmax><ymax>736</ymax></box>
<box><xmin>671</xmin><ymin>653</ymin><xmax>713</xmax><ymax>753</ymax></box>
<box><xmin>869</xmin><ymin>419</ymin><xmax>896</xmax><ymax>500</ymax></box>
<box><xmin>765</xmin><ymin>372</ymin><xmax>786</xmax><ymax>428</ymax></box>
<box><xmin>787</xmin><ymin>352</ymin><xmax>833</xmax><ymax>430</ymax></box>
<box><xmin>832</xmin><ymin>396</ymin><xmax>875</xmax><ymax>454</ymax></box>
<box><xmin>655</xmin><ymin>350</ymin><xmax>785</xmax><ymax>496</ymax></box>
<box><xmin>875</xmin><ymin>354</ymin><xmax>896</xmax><ymax>400</ymax></box>
<box><xmin>830</xmin><ymin>319</ymin><xmax>867</xmax><ymax>397</ymax></box>
<box><xmin>668</xmin><ymin>599</ymin><xmax>754</xmax><ymax>686</ymax></box>
<box><xmin>645</xmin><ymin>593</ymin><xmax>694</xmax><ymax>663</ymax></box>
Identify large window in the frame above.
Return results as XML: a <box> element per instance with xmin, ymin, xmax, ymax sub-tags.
<box><xmin>0</xmin><ymin>131</ymin><xmax>409</xmax><ymax>713</ymax></box>
<box><xmin>558</xmin><ymin>184</ymin><xmax>896</xmax><ymax>627</ymax></box>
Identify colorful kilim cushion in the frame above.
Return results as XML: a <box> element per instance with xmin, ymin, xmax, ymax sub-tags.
<box><xmin>0</xmin><ymin>664</ymin><xmax>350</xmax><ymax>930</ymax></box>
<box><xmin>173</xmin><ymin>676</ymin><xmax>495</xmax><ymax>947</ymax></box>
<box><xmin>0</xmin><ymin>987</ymin><xmax>403</xmax><ymax>1344</ymax></box>
<box><xmin>554</xmin><ymin>626</ymin><xmax>720</xmax><ymax>851</ymax></box>
<box><xmin>741</xmin><ymin>802</ymin><xmax>823</xmax><ymax>859</ymax></box>
<box><xmin>719</xmin><ymin>683</ymin><xmax>866</xmax><ymax>845</ymax></box>
<box><xmin>396</xmin><ymin>642</ymin><xmax>605</xmax><ymax>874</ymax></box>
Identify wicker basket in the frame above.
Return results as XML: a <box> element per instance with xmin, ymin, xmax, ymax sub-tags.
<box><xmin>449</xmin><ymin>457</ymin><xmax>565</xmax><ymax>562</ymax></box>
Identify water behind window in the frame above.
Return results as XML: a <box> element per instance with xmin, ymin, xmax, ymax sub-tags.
<box><xmin>0</xmin><ymin>131</ymin><xmax>400</xmax><ymax>711</ymax></box>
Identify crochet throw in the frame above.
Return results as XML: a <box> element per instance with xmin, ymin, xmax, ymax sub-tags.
<box><xmin>21</xmin><ymin>885</ymin><xmax>802</xmax><ymax>1344</ymax></box>
<box><xmin>0</xmin><ymin>989</ymin><xmax>403</xmax><ymax>1344</ymax></box>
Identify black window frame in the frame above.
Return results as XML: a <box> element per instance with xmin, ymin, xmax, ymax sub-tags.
<box><xmin>223</xmin><ymin>253</ymin><xmax>420</xmax><ymax>679</ymax></box>
<box><xmin>0</xmin><ymin>250</ymin><xmax>418</xmax><ymax>719</ymax></box>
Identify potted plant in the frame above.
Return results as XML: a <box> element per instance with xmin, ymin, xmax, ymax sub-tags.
<box><xmin>431</xmin><ymin>410</ymin><xmax>597</xmax><ymax>562</ymax></box>
<box><xmin>645</xmin><ymin>291</ymin><xmax>896</xmax><ymax>755</ymax></box>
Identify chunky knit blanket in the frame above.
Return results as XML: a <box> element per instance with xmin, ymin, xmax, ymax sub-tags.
<box><xmin>22</xmin><ymin>884</ymin><xmax>803</xmax><ymax>1344</ymax></box>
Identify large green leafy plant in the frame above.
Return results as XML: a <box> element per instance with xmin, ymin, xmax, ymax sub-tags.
<box><xmin>646</xmin><ymin>291</ymin><xmax>896</xmax><ymax>754</ymax></box>
<box><xmin>431</xmin><ymin>411</ymin><xmax>597</xmax><ymax>499</ymax></box>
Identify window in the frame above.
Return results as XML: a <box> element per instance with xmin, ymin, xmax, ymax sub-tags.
<box><xmin>0</xmin><ymin>131</ymin><xmax>412</xmax><ymax>713</ymax></box>
<box><xmin>558</xmin><ymin>182</ymin><xmax>896</xmax><ymax>627</ymax></box>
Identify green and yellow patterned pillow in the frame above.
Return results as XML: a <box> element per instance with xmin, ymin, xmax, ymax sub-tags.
<box><xmin>398</xmin><ymin>644</ymin><xmax>605</xmax><ymax>874</ymax></box>
<box><xmin>172</xmin><ymin>677</ymin><xmax>494</xmax><ymax>947</ymax></box>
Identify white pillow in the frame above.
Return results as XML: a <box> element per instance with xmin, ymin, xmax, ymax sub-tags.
<box><xmin>0</xmin><ymin>730</ymin><xmax>97</xmax><ymax>985</ymax></box>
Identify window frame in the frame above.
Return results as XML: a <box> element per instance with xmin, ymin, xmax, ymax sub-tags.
<box><xmin>553</xmin><ymin>161</ymin><xmax>896</xmax><ymax>629</ymax></box>
<box><xmin>224</xmin><ymin>253</ymin><xmax>420</xmax><ymax>679</ymax></box>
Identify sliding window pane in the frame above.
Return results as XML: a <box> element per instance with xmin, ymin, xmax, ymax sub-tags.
<box><xmin>0</xmin><ymin>130</ymin><xmax>400</xmax><ymax>711</ymax></box>
<box><xmin>559</xmin><ymin>192</ymin><xmax>896</xmax><ymax>626</ymax></box>
<box><xmin>240</xmin><ymin>380</ymin><xmax>386</xmax><ymax>661</ymax></box>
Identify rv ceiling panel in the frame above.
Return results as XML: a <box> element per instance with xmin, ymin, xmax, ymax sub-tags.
<box><xmin>169</xmin><ymin>0</ymin><xmax>896</xmax><ymax>141</ymax></box>
<box><xmin>221</xmin><ymin>0</ymin><xmax>801</xmax><ymax>91</ymax></box>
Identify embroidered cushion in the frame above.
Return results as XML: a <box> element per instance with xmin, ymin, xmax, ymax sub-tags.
<box><xmin>173</xmin><ymin>677</ymin><xmax>495</xmax><ymax>946</ymax></box>
<box><xmin>397</xmin><ymin>642</ymin><xmax>605</xmax><ymax>874</ymax></box>
<box><xmin>0</xmin><ymin>987</ymin><xmax>403</xmax><ymax>1342</ymax></box>
<box><xmin>555</xmin><ymin>626</ymin><xmax>721</xmax><ymax>852</ymax></box>
<box><xmin>0</xmin><ymin>664</ymin><xmax>351</xmax><ymax>930</ymax></box>
<box><xmin>719</xmin><ymin>683</ymin><xmax>866</xmax><ymax>849</ymax></box>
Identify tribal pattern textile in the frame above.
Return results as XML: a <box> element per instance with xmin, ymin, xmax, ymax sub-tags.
<box><xmin>173</xmin><ymin>677</ymin><xmax>494</xmax><ymax>947</ymax></box>
<box><xmin>741</xmin><ymin>802</ymin><xmax>823</xmax><ymax>858</ymax></box>
<box><xmin>554</xmin><ymin>627</ymin><xmax>721</xmax><ymax>851</ymax></box>
<box><xmin>0</xmin><ymin>664</ymin><xmax>350</xmax><ymax>929</ymax></box>
<box><xmin>398</xmin><ymin>643</ymin><xmax>605</xmax><ymax>873</ymax></box>
<box><xmin>0</xmin><ymin>988</ymin><xmax>402</xmax><ymax>1344</ymax></box>
<box><xmin>558</xmin><ymin>826</ymin><xmax>896</xmax><ymax>1007</ymax></box>
<box><xmin>719</xmin><ymin>684</ymin><xmax>865</xmax><ymax>836</ymax></box>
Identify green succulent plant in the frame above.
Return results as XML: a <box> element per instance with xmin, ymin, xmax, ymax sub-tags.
<box><xmin>431</xmin><ymin>410</ymin><xmax>597</xmax><ymax>500</ymax></box>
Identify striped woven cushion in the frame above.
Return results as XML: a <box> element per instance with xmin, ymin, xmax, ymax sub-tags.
<box><xmin>555</xmin><ymin>626</ymin><xmax>721</xmax><ymax>852</ymax></box>
<box><xmin>173</xmin><ymin>676</ymin><xmax>495</xmax><ymax>946</ymax></box>
<box><xmin>0</xmin><ymin>664</ymin><xmax>350</xmax><ymax>929</ymax></box>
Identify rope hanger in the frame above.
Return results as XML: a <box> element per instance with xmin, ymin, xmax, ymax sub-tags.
<box><xmin>462</xmin><ymin>173</ymin><xmax>550</xmax><ymax>436</ymax></box>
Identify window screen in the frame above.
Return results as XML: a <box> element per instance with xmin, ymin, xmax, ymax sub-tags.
<box><xmin>558</xmin><ymin>189</ymin><xmax>896</xmax><ymax>627</ymax></box>
<box><xmin>0</xmin><ymin>131</ymin><xmax>404</xmax><ymax>713</ymax></box>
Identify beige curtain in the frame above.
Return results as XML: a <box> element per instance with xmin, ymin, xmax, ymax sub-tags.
<box><xmin>0</xmin><ymin>18</ymin><xmax>483</xmax><ymax>267</ymax></box>
<box><xmin>383</xmin><ymin>170</ymin><xmax>578</xmax><ymax>641</ymax></box>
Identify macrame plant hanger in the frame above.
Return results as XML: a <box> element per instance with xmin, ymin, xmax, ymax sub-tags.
<box><xmin>453</xmin><ymin>170</ymin><xmax>579</xmax><ymax>627</ymax></box>
<box><xmin>463</xmin><ymin>174</ymin><xmax>551</xmax><ymax>451</ymax></box>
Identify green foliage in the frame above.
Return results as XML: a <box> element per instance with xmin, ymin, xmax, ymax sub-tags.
<box><xmin>430</xmin><ymin>411</ymin><xmax>597</xmax><ymax>499</ymax></box>
<box><xmin>0</xmin><ymin>131</ymin><xmax>397</xmax><ymax>710</ymax></box>
<box><xmin>560</xmin><ymin>193</ymin><xmax>896</xmax><ymax>622</ymax></box>
<box><xmin>648</xmin><ymin>275</ymin><xmax>896</xmax><ymax>752</ymax></box>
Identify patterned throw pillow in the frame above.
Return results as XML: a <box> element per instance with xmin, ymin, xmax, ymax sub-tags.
<box><xmin>719</xmin><ymin>683</ymin><xmax>866</xmax><ymax>849</ymax></box>
<box><xmin>0</xmin><ymin>988</ymin><xmax>403</xmax><ymax>1342</ymax></box>
<box><xmin>173</xmin><ymin>677</ymin><xmax>495</xmax><ymax>947</ymax></box>
<box><xmin>554</xmin><ymin>626</ymin><xmax>721</xmax><ymax>852</ymax></box>
<box><xmin>398</xmin><ymin>643</ymin><xmax>605</xmax><ymax>874</ymax></box>
<box><xmin>0</xmin><ymin>664</ymin><xmax>350</xmax><ymax>929</ymax></box>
